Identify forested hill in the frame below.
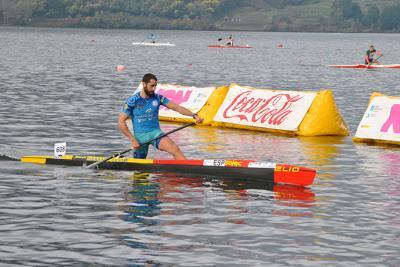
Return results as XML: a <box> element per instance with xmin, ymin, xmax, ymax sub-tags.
<box><xmin>1</xmin><ymin>0</ymin><xmax>400</xmax><ymax>32</ymax></box>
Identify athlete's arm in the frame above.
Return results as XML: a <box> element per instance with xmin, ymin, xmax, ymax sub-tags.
<box><xmin>165</xmin><ymin>101</ymin><xmax>204</xmax><ymax>123</ymax></box>
<box><xmin>365</xmin><ymin>55</ymin><xmax>370</xmax><ymax>65</ymax></box>
<box><xmin>118</xmin><ymin>113</ymin><xmax>140</xmax><ymax>149</ymax></box>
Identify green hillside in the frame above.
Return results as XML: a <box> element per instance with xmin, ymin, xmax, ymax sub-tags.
<box><xmin>217</xmin><ymin>0</ymin><xmax>400</xmax><ymax>32</ymax></box>
<box><xmin>1</xmin><ymin>0</ymin><xmax>399</xmax><ymax>32</ymax></box>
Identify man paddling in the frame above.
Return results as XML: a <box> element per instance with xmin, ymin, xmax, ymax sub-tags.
<box><xmin>149</xmin><ymin>33</ymin><xmax>156</xmax><ymax>43</ymax></box>
<box><xmin>226</xmin><ymin>34</ymin><xmax>234</xmax><ymax>46</ymax></box>
<box><xmin>365</xmin><ymin>45</ymin><xmax>382</xmax><ymax>66</ymax></box>
<box><xmin>118</xmin><ymin>73</ymin><xmax>203</xmax><ymax>160</ymax></box>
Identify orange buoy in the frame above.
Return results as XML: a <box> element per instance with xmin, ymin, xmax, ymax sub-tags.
<box><xmin>116</xmin><ymin>65</ymin><xmax>125</xmax><ymax>71</ymax></box>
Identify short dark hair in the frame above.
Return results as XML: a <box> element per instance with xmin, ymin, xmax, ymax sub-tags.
<box><xmin>142</xmin><ymin>73</ymin><xmax>157</xmax><ymax>83</ymax></box>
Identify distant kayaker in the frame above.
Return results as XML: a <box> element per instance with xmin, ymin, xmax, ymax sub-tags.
<box><xmin>118</xmin><ymin>73</ymin><xmax>203</xmax><ymax>159</ymax></box>
<box><xmin>149</xmin><ymin>33</ymin><xmax>156</xmax><ymax>43</ymax></box>
<box><xmin>226</xmin><ymin>34</ymin><xmax>234</xmax><ymax>46</ymax></box>
<box><xmin>365</xmin><ymin>45</ymin><xmax>382</xmax><ymax>65</ymax></box>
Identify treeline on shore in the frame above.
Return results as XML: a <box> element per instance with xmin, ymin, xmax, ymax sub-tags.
<box><xmin>1</xmin><ymin>0</ymin><xmax>399</xmax><ymax>32</ymax></box>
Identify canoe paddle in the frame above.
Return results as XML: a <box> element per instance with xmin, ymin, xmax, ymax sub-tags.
<box><xmin>368</xmin><ymin>54</ymin><xmax>383</xmax><ymax>66</ymax></box>
<box><xmin>374</xmin><ymin>54</ymin><xmax>383</xmax><ymax>63</ymax></box>
<box><xmin>140</xmin><ymin>34</ymin><xmax>150</xmax><ymax>44</ymax></box>
<box><xmin>139</xmin><ymin>37</ymin><xmax>147</xmax><ymax>44</ymax></box>
<box><xmin>0</xmin><ymin>155</ymin><xmax>19</xmax><ymax>161</ymax></box>
<box><xmin>85</xmin><ymin>122</ymin><xmax>195</xmax><ymax>169</ymax></box>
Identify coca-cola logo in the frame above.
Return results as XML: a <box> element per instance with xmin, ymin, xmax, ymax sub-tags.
<box><xmin>223</xmin><ymin>91</ymin><xmax>304</xmax><ymax>125</ymax></box>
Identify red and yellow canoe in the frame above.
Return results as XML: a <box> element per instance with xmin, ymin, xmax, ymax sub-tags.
<box><xmin>20</xmin><ymin>155</ymin><xmax>316</xmax><ymax>187</ymax></box>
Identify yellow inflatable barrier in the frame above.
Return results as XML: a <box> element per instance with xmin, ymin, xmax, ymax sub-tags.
<box><xmin>297</xmin><ymin>90</ymin><xmax>349</xmax><ymax>136</ymax></box>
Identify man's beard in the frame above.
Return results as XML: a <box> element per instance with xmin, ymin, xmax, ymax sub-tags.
<box><xmin>144</xmin><ymin>87</ymin><xmax>154</xmax><ymax>96</ymax></box>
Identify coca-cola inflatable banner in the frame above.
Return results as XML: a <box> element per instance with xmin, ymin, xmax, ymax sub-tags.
<box><xmin>213</xmin><ymin>84</ymin><xmax>316</xmax><ymax>131</ymax></box>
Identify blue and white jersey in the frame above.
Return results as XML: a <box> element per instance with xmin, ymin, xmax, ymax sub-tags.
<box><xmin>121</xmin><ymin>92</ymin><xmax>170</xmax><ymax>134</ymax></box>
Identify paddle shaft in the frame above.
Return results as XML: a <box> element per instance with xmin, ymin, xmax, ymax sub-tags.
<box><xmin>85</xmin><ymin>122</ymin><xmax>195</xmax><ymax>169</ymax></box>
<box><xmin>368</xmin><ymin>54</ymin><xmax>383</xmax><ymax>65</ymax></box>
<box><xmin>140</xmin><ymin>35</ymin><xmax>149</xmax><ymax>44</ymax></box>
<box><xmin>374</xmin><ymin>54</ymin><xmax>383</xmax><ymax>62</ymax></box>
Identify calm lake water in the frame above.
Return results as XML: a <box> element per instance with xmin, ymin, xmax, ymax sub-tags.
<box><xmin>1</xmin><ymin>26</ymin><xmax>400</xmax><ymax>266</ymax></box>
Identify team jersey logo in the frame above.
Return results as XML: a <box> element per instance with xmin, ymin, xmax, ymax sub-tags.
<box><xmin>152</xmin><ymin>100</ymin><xmax>158</xmax><ymax>107</ymax></box>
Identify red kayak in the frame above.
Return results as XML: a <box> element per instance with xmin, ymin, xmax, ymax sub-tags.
<box><xmin>208</xmin><ymin>44</ymin><xmax>252</xmax><ymax>49</ymax></box>
<box><xmin>327</xmin><ymin>64</ymin><xmax>400</xmax><ymax>69</ymax></box>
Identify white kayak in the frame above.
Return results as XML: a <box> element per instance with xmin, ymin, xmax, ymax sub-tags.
<box><xmin>132</xmin><ymin>42</ymin><xmax>175</xmax><ymax>47</ymax></box>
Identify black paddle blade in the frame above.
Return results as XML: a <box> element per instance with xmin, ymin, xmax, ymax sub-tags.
<box><xmin>218</xmin><ymin>38</ymin><xmax>222</xmax><ymax>41</ymax></box>
<box><xmin>0</xmin><ymin>155</ymin><xmax>20</xmax><ymax>161</ymax></box>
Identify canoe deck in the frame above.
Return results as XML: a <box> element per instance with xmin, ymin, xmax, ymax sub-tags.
<box><xmin>20</xmin><ymin>155</ymin><xmax>316</xmax><ymax>187</ymax></box>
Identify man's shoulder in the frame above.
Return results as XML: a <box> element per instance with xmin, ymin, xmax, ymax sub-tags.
<box><xmin>126</xmin><ymin>92</ymin><xmax>141</xmax><ymax>105</ymax></box>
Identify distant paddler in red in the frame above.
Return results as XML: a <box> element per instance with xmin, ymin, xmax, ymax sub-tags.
<box><xmin>365</xmin><ymin>45</ymin><xmax>383</xmax><ymax>66</ymax></box>
<box><xmin>218</xmin><ymin>34</ymin><xmax>234</xmax><ymax>46</ymax></box>
<box><xmin>226</xmin><ymin>34</ymin><xmax>234</xmax><ymax>46</ymax></box>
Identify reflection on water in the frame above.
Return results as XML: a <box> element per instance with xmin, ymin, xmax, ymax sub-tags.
<box><xmin>119</xmin><ymin>172</ymin><xmax>316</xmax><ymax>228</ymax></box>
<box><xmin>121</xmin><ymin>174</ymin><xmax>162</xmax><ymax>227</ymax></box>
<box><xmin>299</xmin><ymin>136</ymin><xmax>346</xmax><ymax>166</ymax></box>
<box><xmin>112</xmin><ymin>172</ymin><xmax>316</xmax><ymax>264</ymax></box>
<box><xmin>354</xmin><ymin>143</ymin><xmax>400</xmax><ymax>178</ymax></box>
